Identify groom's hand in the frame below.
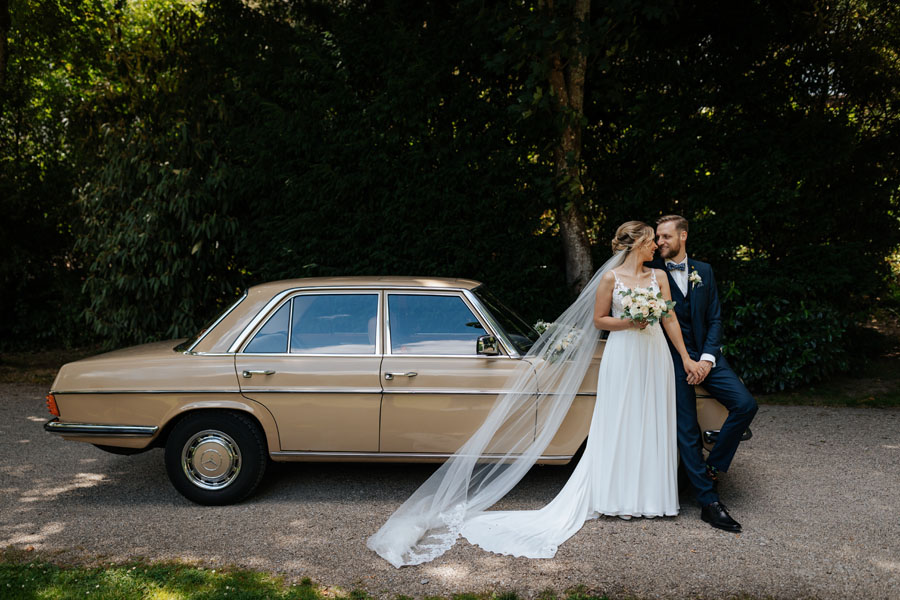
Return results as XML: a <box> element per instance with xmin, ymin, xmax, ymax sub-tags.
<box><xmin>687</xmin><ymin>360</ymin><xmax>713</xmax><ymax>385</ymax></box>
<box><xmin>683</xmin><ymin>358</ymin><xmax>701</xmax><ymax>385</ymax></box>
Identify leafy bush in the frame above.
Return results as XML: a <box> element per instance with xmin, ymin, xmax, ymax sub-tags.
<box><xmin>4</xmin><ymin>0</ymin><xmax>900</xmax><ymax>396</ymax></box>
<box><xmin>74</xmin><ymin>1</ymin><xmax>245</xmax><ymax>347</ymax></box>
<box><xmin>721</xmin><ymin>291</ymin><xmax>851</xmax><ymax>393</ymax></box>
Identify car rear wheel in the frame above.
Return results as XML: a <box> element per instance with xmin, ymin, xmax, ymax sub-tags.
<box><xmin>164</xmin><ymin>411</ymin><xmax>267</xmax><ymax>505</ymax></box>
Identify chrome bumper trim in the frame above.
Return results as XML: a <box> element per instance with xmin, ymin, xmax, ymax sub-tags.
<box><xmin>44</xmin><ymin>419</ymin><xmax>159</xmax><ymax>437</ymax></box>
<box><xmin>270</xmin><ymin>450</ymin><xmax>574</xmax><ymax>460</ymax></box>
<box><xmin>50</xmin><ymin>390</ymin><xmax>238</xmax><ymax>395</ymax></box>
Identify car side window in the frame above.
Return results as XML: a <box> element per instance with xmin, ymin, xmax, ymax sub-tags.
<box><xmin>290</xmin><ymin>294</ymin><xmax>378</xmax><ymax>354</ymax></box>
<box><xmin>388</xmin><ymin>294</ymin><xmax>486</xmax><ymax>355</ymax></box>
<box><xmin>244</xmin><ymin>301</ymin><xmax>290</xmax><ymax>353</ymax></box>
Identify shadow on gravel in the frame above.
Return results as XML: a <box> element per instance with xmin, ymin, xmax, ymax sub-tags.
<box><xmin>22</xmin><ymin>452</ymin><xmax>587</xmax><ymax>508</ymax></box>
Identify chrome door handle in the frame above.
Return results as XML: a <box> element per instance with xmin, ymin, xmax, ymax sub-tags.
<box><xmin>242</xmin><ymin>370</ymin><xmax>275</xmax><ymax>378</ymax></box>
<box><xmin>384</xmin><ymin>372</ymin><xmax>417</xmax><ymax>380</ymax></box>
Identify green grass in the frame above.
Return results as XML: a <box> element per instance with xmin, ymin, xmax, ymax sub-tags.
<box><xmin>0</xmin><ymin>555</ymin><xmax>323</xmax><ymax>600</ymax></box>
<box><xmin>0</xmin><ymin>550</ymin><xmax>613</xmax><ymax>600</ymax></box>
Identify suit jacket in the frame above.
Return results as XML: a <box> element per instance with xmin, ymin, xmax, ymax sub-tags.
<box><xmin>647</xmin><ymin>256</ymin><xmax>723</xmax><ymax>361</ymax></box>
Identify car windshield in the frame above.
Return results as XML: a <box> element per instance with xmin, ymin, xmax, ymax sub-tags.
<box><xmin>472</xmin><ymin>285</ymin><xmax>540</xmax><ymax>354</ymax></box>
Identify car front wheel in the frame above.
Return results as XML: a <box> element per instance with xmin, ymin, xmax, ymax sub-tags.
<box><xmin>164</xmin><ymin>411</ymin><xmax>267</xmax><ymax>505</ymax></box>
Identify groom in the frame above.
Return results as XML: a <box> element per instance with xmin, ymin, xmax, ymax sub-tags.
<box><xmin>650</xmin><ymin>215</ymin><xmax>758</xmax><ymax>533</ymax></box>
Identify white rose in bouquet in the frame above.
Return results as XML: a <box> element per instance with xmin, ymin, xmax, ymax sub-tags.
<box><xmin>617</xmin><ymin>286</ymin><xmax>676</xmax><ymax>328</ymax></box>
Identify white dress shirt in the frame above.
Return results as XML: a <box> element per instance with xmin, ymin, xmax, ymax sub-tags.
<box><xmin>665</xmin><ymin>255</ymin><xmax>717</xmax><ymax>367</ymax></box>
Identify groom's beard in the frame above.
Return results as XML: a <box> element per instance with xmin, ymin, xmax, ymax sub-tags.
<box><xmin>658</xmin><ymin>243</ymin><xmax>680</xmax><ymax>260</ymax></box>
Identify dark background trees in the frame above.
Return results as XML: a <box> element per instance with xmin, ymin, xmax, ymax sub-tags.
<box><xmin>2</xmin><ymin>0</ymin><xmax>898</xmax><ymax>392</ymax></box>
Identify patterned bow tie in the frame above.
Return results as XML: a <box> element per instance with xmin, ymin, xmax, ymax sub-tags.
<box><xmin>667</xmin><ymin>262</ymin><xmax>686</xmax><ymax>271</ymax></box>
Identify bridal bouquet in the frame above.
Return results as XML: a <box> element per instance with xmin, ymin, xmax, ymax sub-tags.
<box><xmin>619</xmin><ymin>287</ymin><xmax>675</xmax><ymax>327</ymax></box>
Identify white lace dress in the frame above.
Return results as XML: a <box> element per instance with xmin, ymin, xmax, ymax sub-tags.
<box><xmin>459</xmin><ymin>269</ymin><xmax>679</xmax><ymax>558</ymax></box>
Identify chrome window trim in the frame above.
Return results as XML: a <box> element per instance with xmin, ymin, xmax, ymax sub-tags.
<box><xmin>384</xmin><ymin>290</ymin><xmax>508</xmax><ymax>358</ymax></box>
<box><xmin>44</xmin><ymin>419</ymin><xmax>159</xmax><ymax>437</ymax></box>
<box><xmin>232</xmin><ymin>290</ymin><xmax>382</xmax><ymax>355</ymax></box>
<box><xmin>270</xmin><ymin>450</ymin><xmax>574</xmax><ymax>460</ymax></box>
<box><xmin>229</xmin><ymin>285</ymin><xmax>475</xmax><ymax>354</ymax></box>
<box><xmin>287</xmin><ymin>296</ymin><xmax>295</xmax><ymax>353</ymax></box>
<box><xmin>181</xmin><ymin>291</ymin><xmax>249</xmax><ymax>354</ymax></box>
<box><xmin>230</xmin><ymin>289</ymin><xmax>295</xmax><ymax>353</ymax></box>
<box><xmin>237</xmin><ymin>352</ymin><xmax>514</xmax><ymax>359</ymax></box>
<box><xmin>463</xmin><ymin>288</ymin><xmax>523</xmax><ymax>358</ymax></box>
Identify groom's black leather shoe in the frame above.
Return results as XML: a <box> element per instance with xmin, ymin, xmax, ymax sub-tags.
<box><xmin>701</xmin><ymin>501</ymin><xmax>742</xmax><ymax>533</ymax></box>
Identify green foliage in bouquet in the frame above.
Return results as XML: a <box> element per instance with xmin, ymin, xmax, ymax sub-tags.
<box><xmin>618</xmin><ymin>287</ymin><xmax>676</xmax><ymax>327</ymax></box>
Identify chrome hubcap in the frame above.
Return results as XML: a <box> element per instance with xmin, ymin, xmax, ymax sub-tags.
<box><xmin>182</xmin><ymin>430</ymin><xmax>242</xmax><ymax>490</ymax></box>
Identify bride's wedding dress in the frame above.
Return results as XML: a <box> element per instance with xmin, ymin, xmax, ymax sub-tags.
<box><xmin>459</xmin><ymin>269</ymin><xmax>679</xmax><ymax>558</ymax></box>
<box><xmin>367</xmin><ymin>253</ymin><xmax>679</xmax><ymax>567</ymax></box>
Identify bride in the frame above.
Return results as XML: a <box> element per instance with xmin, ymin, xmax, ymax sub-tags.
<box><xmin>368</xmin><ymin>221</ymin><xmax>699</xmax><ymax>566</ymax></box>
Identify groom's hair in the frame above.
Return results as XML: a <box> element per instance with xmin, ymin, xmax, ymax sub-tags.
<box><xmin>657</xmin><ymin>214</ymin><xmax>689</xmax><ymax>232</ymax></box>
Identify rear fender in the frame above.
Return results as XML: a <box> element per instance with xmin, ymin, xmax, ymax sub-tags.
<box><xmin>160</xmin><ymin>398</ymin><xmax>280</xmax><ymax>453</ymax></box>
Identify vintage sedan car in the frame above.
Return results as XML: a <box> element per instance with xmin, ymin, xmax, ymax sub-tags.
<box><xmin>45</xmin><ymin>276</ymin><xmax>737</xmax><ymax>505</ymax></box>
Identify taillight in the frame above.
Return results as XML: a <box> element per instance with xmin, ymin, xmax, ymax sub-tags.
<box><xmin>46</xmin><ymin>394</ymin><xmax>60</xmax><ymax>417</ymax></box>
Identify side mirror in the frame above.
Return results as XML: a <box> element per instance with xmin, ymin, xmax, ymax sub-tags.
<box><xmin>476</xmin><ymin>335</ymin><xmax>501</xmax><ymax>356</ymax></box>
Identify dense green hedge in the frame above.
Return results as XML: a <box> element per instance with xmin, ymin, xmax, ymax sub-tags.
<box><xmin>3</xmin><ymin>0</ymin><xmax>899</xmax><ymax>394</ymax></box>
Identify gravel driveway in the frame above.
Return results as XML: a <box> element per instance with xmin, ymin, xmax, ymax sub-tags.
<box><xmin>1</xmin><ymin>383</ymin><xmax>899</xmax><ymax>599</ymax></box>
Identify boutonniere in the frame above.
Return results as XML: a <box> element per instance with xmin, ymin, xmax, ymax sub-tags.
<box><xmin>689</xmin><ymin>267</ymin><xmax>703</xmax><ymax>289</ymax></box>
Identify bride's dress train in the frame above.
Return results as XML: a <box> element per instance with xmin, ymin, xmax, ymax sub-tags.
<box><xmin>367</xmin><ymin>255</ymin><xmax>680</xmax><ymax>566</ymax></box>
<box><xmin>459</xmin><ymin>272</ymin><xmax>679</xmax><ymax>558</ymax></box>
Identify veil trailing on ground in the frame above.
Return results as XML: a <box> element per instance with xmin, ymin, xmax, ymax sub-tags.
<box><xmin>367</xmin><ymin>251</ymin><xmax>628</xmax><ymax>568</ymax></box>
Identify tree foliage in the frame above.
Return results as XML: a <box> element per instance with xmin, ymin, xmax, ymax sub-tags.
<box><xmin>2</xmin><ymin>0</ymin><xmax>899</xmax><ymax>391</ymax></box>
<box><xmin>580</xmin><ymin>0</ymin><xmax>900</xmax><ymax>389</ymax></box>
<box><xmin>0</xmin><ymin>0</ymin><xmax>112</xmax><ymax>346</ymax></box>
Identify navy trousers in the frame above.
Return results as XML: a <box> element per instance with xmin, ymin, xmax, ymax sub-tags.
<box><xmin>672</xmin><ymin>353</ymin><xmax>758</xmax><ymax>506</ymax></box>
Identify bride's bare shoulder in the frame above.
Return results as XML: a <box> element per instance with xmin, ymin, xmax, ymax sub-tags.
<box><xmin>595</xmin><ymin>270</ymin><xmax>616</xmax><ymax>293</ymax></box>
<box><xmin>651</xmin><ymin>268</ymin><xmax>670</xmax><ymax>287</ymax></box>
<box><xmin>600</xmin><ymin>270</ymin><xmax>618</xmax><ymax>284</ymax></box>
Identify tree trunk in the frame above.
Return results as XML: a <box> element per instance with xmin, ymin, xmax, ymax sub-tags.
<box><xmin>545</xmin><ymin>0</ymin><xmax>593</xmax><ymax>295</ymax></box>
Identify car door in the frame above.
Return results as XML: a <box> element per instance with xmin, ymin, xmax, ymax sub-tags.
<box><xmin>379</xmin><ymin>290</ymin><xmax>536</xmax><ymax>454</ymax></box>
<box><xmin>236</xmin><ymin>290</ymin><xmax>383</xmax><ymax>452</ymax></box>
<box><xmin>540</xmin><ymin>340</ymin><xmax>605</xmax><ymax>457</ymax></box>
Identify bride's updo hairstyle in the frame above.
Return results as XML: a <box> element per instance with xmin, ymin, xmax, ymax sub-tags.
<box><xmin>611</xmin><ymin>221</ymin><xmax>655</xmax><ymax>253</ymax></box>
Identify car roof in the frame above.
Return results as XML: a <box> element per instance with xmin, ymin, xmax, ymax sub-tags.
<box><xmin>189</xmin><ymin>276</ymin><xmax>486</xmax><ymax>354</ymax></box>
<box><xmin>246</xmin><ymin>276</ymin><xmax>484</xmax><ymax>294</ymax></box>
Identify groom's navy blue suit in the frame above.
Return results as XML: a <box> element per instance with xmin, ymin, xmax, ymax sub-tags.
<box><xmin>648</xmin><ymin>257</ymin><xmax>757</xmax><ymax>506</ymax></box>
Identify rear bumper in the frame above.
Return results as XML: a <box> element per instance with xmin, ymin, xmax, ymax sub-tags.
<box><xmin>44</xmin><ymin>418</ymin><xmax>158</xmax><ymax>437</ymax></box>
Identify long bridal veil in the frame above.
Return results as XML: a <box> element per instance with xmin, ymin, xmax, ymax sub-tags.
<box><xmin>367</xmin><ymin>251</ymin><xmax>627</xmax><ymax>568</ymax></box>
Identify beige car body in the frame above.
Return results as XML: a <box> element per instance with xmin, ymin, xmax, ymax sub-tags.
<box><xmin>46</xmin><ymin>277</ymin><xmax>730</xmax><ymax>497</ymax></box>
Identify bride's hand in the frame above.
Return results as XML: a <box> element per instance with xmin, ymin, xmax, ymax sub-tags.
<box><xmin>632</xmin><ymin>319</ymin><xmax>649</xmax><ymax>330</ymax></box>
